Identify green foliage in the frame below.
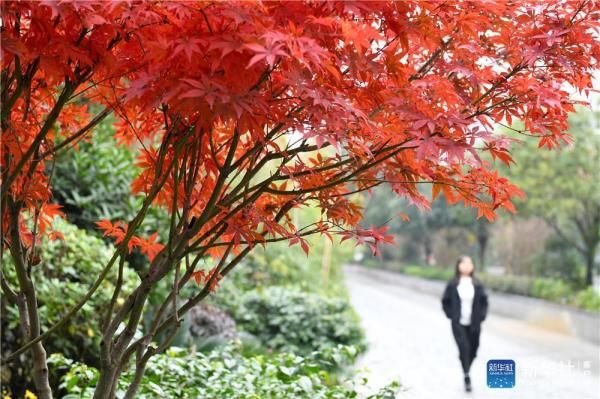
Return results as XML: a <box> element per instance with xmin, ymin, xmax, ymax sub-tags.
<box><xmin>49</xmin><ymin>345</ymin><xmax>400</xmax><ymax>399</ymax></box>
<box><xmin>502</xmin><ymin>108</ymin><xmax>600</xmax><ymax>225</ymax></box>
<box><xmin>530</xmin><ymin>278</ymin><xmax>572</xmax><ymax>303</ymax></box>
<box><xmin>229</xmin><ymin>205</ymin><xmax>355</xmax><ymax>298</ymax></box>
<box><xmin>52</xmin><ymin>118</ymin><xmax>138</xmax><ymax>230</ymax></box>
<box><xmin>573</xmin><ymin>287</ymin><xmax>600</xmax><ymax>312</ymax></box>
<box><xmin>214</xmin><ymin>286</ymin><xmax>366</xmax><ymax>357</ymax></box>
<box><xmin>2</xmin><ymin>219</ymin><xmax>140</xmax><ymax>366</ymax></box>
<box><xmin>477</xmin><ymin>273</ymin><xmax>534</xmax><ymax>297</ymax></box>
<box><xmin>403</xmin><ymin>265</ymin><xmax>454</xmax><ymax>281</ymax></box>
<box><xmin>528</xmin><ymin>235</ymin><xmax>587</xmax><ymax>288</ymax></box>
<box><xmin>226</xmin><ymin>241</ymin><xmax>349</xmax><ymax>298</ymax></box>
<box><xmin>201</xmin><ymin>215</ymin><xmax>366</xmax><ymax>358</ymax></box>
<box><xmin>477</xmin><ymin>273</ymin><xmax>577</xmax><ymax>306</ymax></box>
<box><xmin>48</xmin><ymin>355</ymin><xmax>98</xmax><ymax>395</ymax></box>
<box><xmin>361</xmin><ymin>186</ymin><xmax>480</xmax><ymax>264</ymax></box>
<box><xmin>52</xmin><ymin>118</ymin><xmax>169</xmax><ymax>242</ymax></box>
<box><xmin>393</xmin><ymin>264</ymin><xmax>600</xmax><ymax>312</ymax></box>
<box><xmin>500</xmin><ymin>107</ymin><xmax>600</xmax><ymax>285</ymax></box>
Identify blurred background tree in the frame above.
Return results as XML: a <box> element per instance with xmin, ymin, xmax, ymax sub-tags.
<box><xmin>362</xmin><ymin>189</ymin><xmax>489</xmax><ymax>270</ymax></box>
<box><xmin>501</xmin><ymin>106</ymin><xmax>600</xmax><ymax>286</ymax></box>
<box><xmin>360</xmin><ymin>105</ymin><xmax>600</xmax><ymax>292</ymax></box>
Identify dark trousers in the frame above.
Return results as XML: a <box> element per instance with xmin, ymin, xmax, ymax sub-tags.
<box><xmin>451</xmin><ymin>321</ymin><xmax>481</xmax><ymax>374</ymax></box>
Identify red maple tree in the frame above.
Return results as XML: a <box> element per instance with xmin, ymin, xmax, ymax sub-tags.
<box><xmin>1</xmin><ymin>1</ymin><xmax>598</xmax><ymax>398</ymax></box>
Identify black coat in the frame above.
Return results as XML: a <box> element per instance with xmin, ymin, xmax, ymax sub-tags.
<box><xmin>441</xmin><ymin>276</ymin><xmax>489</xmax><ymax>327</ymax></box>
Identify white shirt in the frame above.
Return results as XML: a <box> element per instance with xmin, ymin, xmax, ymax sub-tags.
<box><xmin>457</xmin><ymin>276</ymin><xmax>475</xmax><ymax>325</ymax></box>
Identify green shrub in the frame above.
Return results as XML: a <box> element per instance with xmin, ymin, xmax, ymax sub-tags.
<box><xmin>573</xmin><ymin>287</ymin><xmax>600</xmax><ymax>312</ymax></box>
<box><xmin>478</xmin><ymin>273</ymin><xmax>534</xmax><ymax>296</ymax></box>
<box><xmin>403</xmin><ymin>265</ymin><xmax>454</xmax><ymax>280</ymax></box>
<box><xmin>221</xmin><ymin>204</ymin><xmax>356</xmax><ymax>298</ymax></box>
<box><xmin>52</xmin><ymin>118</ymin><xmax>169</xmax><ymax>244</ymax></box>
<box><xmin>393</xmin><ymin>264</ymin><xmax>599</xmax><ymax>312</ymax></box>
<box><xmin>530</xmin><ymin>278</ymin><xmax>572</xmax><ymax>302</ymax></box>
<box><xmin>224</xmin><ymin>248</ymin><xmax>312</xmax><ymax>293</ymax></box>
<box><xmin>49</xmin><ymin>344</ymin><xmax>400</xmax><ymax>399</ymax></box>
<box><xmin>214</xmin><ymin>286</ymin><xmax>365</xmax><ymax>357</ymax></box>
<box><xmin>528</xmin><ymin>235</ymin><xmax>587</xmax><ymax>289</ymax></box>
<box><xmin>228</xmin><ymin>235</ymin><xmax>353</xmax><ymax>298</ymax></box>
<box><xmin>2</xmin><ymin>219</ymin><xmax>140</xmax><ymax>368</ymax></box>
<box><xmin>52</xmin><ymin>119</ymin><xmax>139</xmax><ymax>231</ymax></box>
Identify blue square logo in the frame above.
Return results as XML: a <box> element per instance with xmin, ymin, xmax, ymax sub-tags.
<box><xmin>487</xmin><ymin>359</ymin><xmax>515</xmax><ymax>388</ymax></box>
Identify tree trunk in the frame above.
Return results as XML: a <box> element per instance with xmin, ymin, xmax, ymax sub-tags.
<box><xmin>477</xmin><ymin>219</ymin><xmax>488</xmax><ymax>272</ymax></box>
<box><xmin>7</xmin><ymin>203</ymin><xmax>53</xmax><ymax>399</ymax></box>
<box><xmin>321</xmin><ymin>235</ymin><xmax>332</xmax><ymax>287</ymax></box>
<box><xmin>123</xmin><ymin>357</ymin><xmax>150</xmax><ymax>399</ymax></box>
<box><xmin>92</xmin><ymin>364</ymin><xmax>120</xmax><ymax>399</ymax></box>
<box><xmin>585</xmin><ymin>246</ymin><xmax>596</xmax><ymax>287</ymax></box>
<box><xmin>94</xmin><ymin>265</ymin><xmax>158</xmax><ymax>399</ymax></box>
<box><xmin>30</xmin><ymin>342</ymin><xmax>53</xmax><ymax>399</ymax></box>
<box><xmin>423</xmin><ymin>234</ymin><xmax>433</xmax><ymax>265</ymax></box>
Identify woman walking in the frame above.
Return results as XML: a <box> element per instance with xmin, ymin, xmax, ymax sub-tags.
<box><xmin>441</xmin><ymin>255</ymin><xmax>489</xmax><ymax>392</ymax></box>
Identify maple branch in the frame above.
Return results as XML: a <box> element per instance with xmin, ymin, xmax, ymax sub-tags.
<box><xmin>409</xmin><ymin>37</ymin><xmax>453</xmax><ymax>82</ymax></box>
<box><xmin>133</xmin><ymin>196</ymin><xmax>302</xmax><ymax>357</ymax></box>
<box><xmin>6</xmin><ymin>199</ymin><xmax>53</xmax><ymax>399</ymax></box>
<box><xmin>470</xmin><ymin>63</ymin><xmax>524</xmax><ymax>108</ymax></box>
<box><xmin>117</xmin><ymin>229</ymin><xmax>233</xmax><ymax>390</ymax></box>
<box><xmin>1</xmin><ymin>81</ymin><xmax>75</xmax><ymax>202</ymax></box>
<box><xmin>74</xmin><ymin>133</ymin><xmax>220</xmax><ymax>391</ymax></box>
<box><xmin>101</xmin><ymin>256</ymin><xmax>126</xmax><ymax>333</ymax></box>
<box><xmin>323</xmin><ymin>181</ymin><xmax>384</xmax><ymax>198</ymax></box>
<box><xmin>203</xmin><ymin>140</ymin><xmax>401</xmax><ymax>247</ymax></box>
<box><xmin>5</xmin><ymin>137</ymin><xmax>184</xmax><ymax>364</ymax></box>
<box><xmin>183</xmin><ymin>139</ymin><xmax>411</xmax><ymax>255</ymax></box>
<box><xmin>93</xmin><ymin>136</ymin><xmax>227</xmax><ymax>387</ymax></box>
<box><xmin>262</xmin><ymin>141</ymin><xmax>417</xmax><ymax>196</ymax></box>
<box><xmin>105</xmin><ymin>152</ymin><xmax>188</xmax><ymax>356</ymax></box>
<box><xmin>496</xmin><ymin>121</ymin><xmax>556</xmax><ymax>139</ymax></box>
<box><xmin>182</xmin><ymin>119</ymin><xmax>307</xmax><ymax>244</ymax></box>
<box><xmin>122</xmin><ymin>323</ymin><xmax>178</xmax><ymax>399</ymax></box>
<box><xmin>128</xmin><ymin>257</ymin><xmax>210</xmax><ymax>371</ymax></box>
<box><xmin>569</xmin><ymin>0</ymin><xmax>589</xmax><ymax>26</ymax></box>
<box><xmin>187</xmin><ymin>125</ymin><xmax>240</xmax><ymax>237</ymax></box>
<box><xmin>0</xmin><ymin>64</ymin><xmax>16</xmax><ymax>104</ymax></box>
<box><xmin>200</xmin><ymin>8</ymin><xmax>214</xmax><ymax>34</ymax></box>
<box><xmin>467</xmin><ymin>97</ymin><xmax>519</xmax><ymax>119</ymax></box>
<box><xmin>168</xmin><ymin>162</ymin><xmax>183</xmax><ymax>324</ymax></box>
<box><xmin>122</xmin><ymin>192</ymin><xmax>303</xmax><ymax>383</ymax></box>
<box><xmin>196</xmin><ymin>227</ymin><xmax>322</xmax><ymax>249</ymax></box>
<box><xmin>1</xmin><ymin>55</ymin><xmax>26</xmax><ymax>127</ymax></box>
<box><xmin>185</xmin><ymin>154</ymin><xmax>296</xmax><ymax>253</ymax></box>
<box><xmin>38</xmin><ymin>107</ymin><xmax>112</xmax><ymax>159</ymax></box>
<box><xmin>180</xmin><ymin>131</ymin><xmax>205</xmax><ymax>227</ymax></box>
<box><xmin>0</xmin><ymin>269</ymin><xmax>19</xmax><ymax>305</ymax></box>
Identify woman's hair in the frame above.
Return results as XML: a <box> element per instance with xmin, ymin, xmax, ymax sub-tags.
<box><xmin>454</xmin><ymin>255</ymin><xmax>475</xmax><ymax>278</ymax></box>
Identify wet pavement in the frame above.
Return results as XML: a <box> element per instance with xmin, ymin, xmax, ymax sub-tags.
<box><xmin>345</xmin><ymin>266</ymin><xmax>600</xmax><ymax>399</ymax></box>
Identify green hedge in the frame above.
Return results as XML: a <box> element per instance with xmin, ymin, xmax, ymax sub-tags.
<box><xmin>49</xmin><ymin>345</ymin><xmax>400</xmax><ymax>399</ymax></box>
<box><xmin>402</xmin><ymin>265</ymin><xmax>454</xmax><ymax>281</ymax></box>
<box><xmin>52</xmin><ymin>118</ymin><xmax>169</xmax><ymax>243</ymax></box>
<box><xmin>213</xmin><ymin>286</ymin><xmax>366</xmax><ymax>357</ymax></box>
<box><xmin>226</xmin><ymin>235</ymin><xmax>353</xmax><ymax>298</ymax></box>
<box><xmin>2</xmin><ymin>219</ymin><xmax>141</xmax><ymax>394</ymax></box>
<box><xmin>52</xmin><ymin>119</ymin><xmax>139</xmax><ymax>231</ymax></box>
<box><xmin>573</xmin><ymin>287</ymin><xmax>600</xmax><ymax>312</ymax></box>
<box><xmin>2</xmin><ymin>219</ymin><xmax>140</xmax><ymax>365</ymax></box>
<box><xmin>397</xmin><ymin>264</ymin><xmax>599</xmax><ymax>312</ymax></box>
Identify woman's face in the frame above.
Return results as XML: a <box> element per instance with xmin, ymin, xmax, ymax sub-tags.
<box><xmin>458</xmin><ymin>257</ymin><xmax>474</xmax><ymax>276</ymax></box>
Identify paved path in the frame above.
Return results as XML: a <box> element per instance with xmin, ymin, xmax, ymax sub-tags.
<box><xmin>345</xmin><ymin>266</ymin><xmax>600</xmax><ymax>399</ymax></box>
